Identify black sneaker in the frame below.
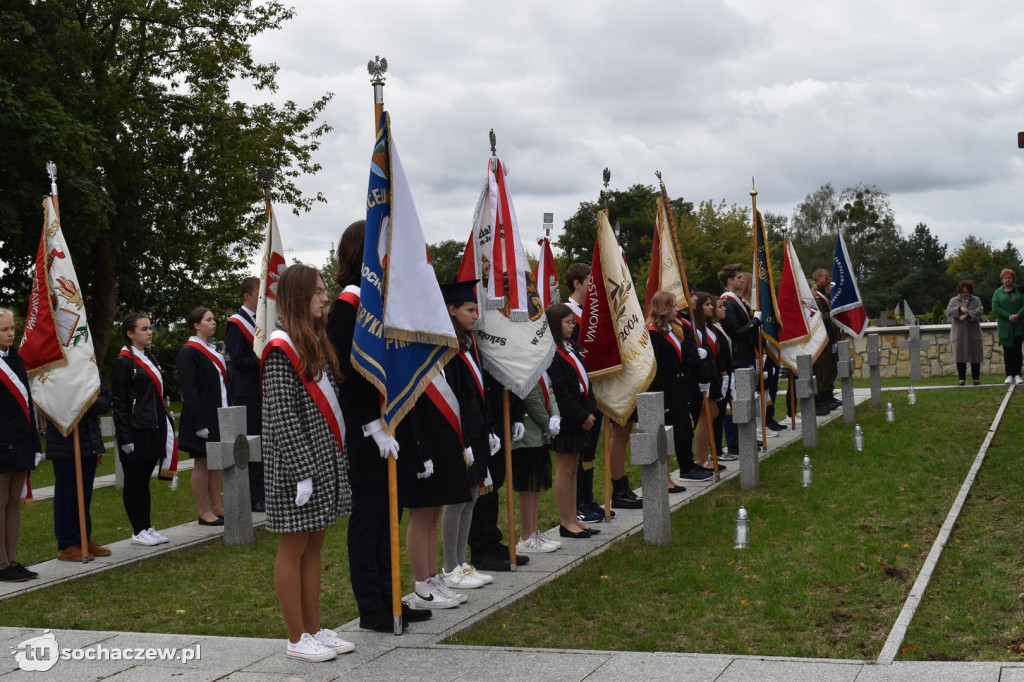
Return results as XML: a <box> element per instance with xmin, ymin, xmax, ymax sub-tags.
<box><xmin>679</xmin><ymin>467</ymin><xmax>713</xmax><ymax>481</ymax></box>
<box><xmin>815</xmin><ymin>404</ymin><xmax>831</xmax><ymax>416</ymax></box>
<box><xmin>577</xmin><ymin>504</ymin><xmax>603</xmax><ymax>524</ymax></box>
<box><xmin>0</xmin><ymin>565</ymin><xmax>30</xmax><ymax>583</ymax></box>
<box><xmin>11</xmin><ymin>563</ymin><xmax>38</xmax><ymax>579</ymax></box>
<box><xmin>585</xmin><ymin>501</ymin><xmax>615</xmax><ymax>519</ymax></box>
<box><xmin>766</xmin><ymin>420</ymin><xmax>787</xmax><ymax>432</ymax></box>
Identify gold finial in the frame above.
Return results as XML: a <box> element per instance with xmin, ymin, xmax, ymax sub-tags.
<box><xmin>601</xmin><ymin>168</ymin><xmax>611</xmax><ymax>210</ymax></box>
<box><xmin>750</xmin><ymin>176</ymin><xmax>758</xmax><ymax>198</ymax></box>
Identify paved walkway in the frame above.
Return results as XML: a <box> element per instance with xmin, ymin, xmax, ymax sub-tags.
<box><xmin>2</xmin><ymin>386</ymin><xmax>1019</xmax><ymax>680</ymax></box>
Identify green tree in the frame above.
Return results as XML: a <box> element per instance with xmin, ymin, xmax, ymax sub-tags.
<box><xmin>428</xmin><ymin>239</ymin><xmax>466</xmax><ymax>285</ymax></box>
<box><xmin>788</xmin><ymin>183</ymin><xmax>838</xmax><ymax>275</ymax></box>
<box><xmin>0</xmin><ymin>1</ymin><xmax>331</xmax><ymax>363</ymax></box>
<box><xmin>945</xmin><ymin>234</ymin><xmax>1021</xmax><ymax>308</ymax></box>
<box><xmin>677</xmin><ymin>199</ymin><xmax>751</xmax><ymax>294</ymax></box>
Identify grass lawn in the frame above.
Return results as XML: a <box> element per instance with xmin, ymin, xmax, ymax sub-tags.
<box><xmin>898</xmin><ymin>390</ymin><xmax>1024</xmax><ymax>661</ymax></box>
<box><xmin>449</xmin><ymin>387</ymin><xmax>1007</xmax><ymax>659</ymax></box>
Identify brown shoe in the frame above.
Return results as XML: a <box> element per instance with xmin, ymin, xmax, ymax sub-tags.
<box><xmin>87</xmin><ymin>540</ymin><xmax>112</xmax><ymax>557</ymax></box>
<box><xmin>57</xmin><ymin>546</ymin><xmax>94</xmax><ymax>562</ymax></box>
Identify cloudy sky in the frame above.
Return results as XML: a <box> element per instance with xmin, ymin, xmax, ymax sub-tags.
<box><xmin>235</xmin><ymin>0</ymin><xmax>1024</xmax><ymax>268</ymax></box>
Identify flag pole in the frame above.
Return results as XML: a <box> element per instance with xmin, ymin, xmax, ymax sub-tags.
<box><xmin>600</xmin><ymin>169</ymin><xmax>613</xmax><ymax>519</ymax></box>
<box><xmin>368</xmin><ymin>55</ymin><xmax>403</xmax><ymax>637</ymax></box>
<box><xmin>751</xmin><ymin>182</ymin><xmax>768</xmax><ymax>451</ymax></box>
<box><xmin>49</xmin><ymin>162</ymin><xmax>91</xmax><ymax>564</ymax></box>
<box><xmin>657</xmin><ymin>172</ymin><xmax>720</xmax><ymax>481</ymax></box>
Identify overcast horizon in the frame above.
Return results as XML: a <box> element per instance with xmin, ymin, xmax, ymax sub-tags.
<box><xmin>235</xmin><ymin>0</ymin><xmax>1024</xmax><ymax>271</ymax></box>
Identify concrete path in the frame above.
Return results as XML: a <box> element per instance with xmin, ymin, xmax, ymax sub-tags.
<box><xmin>2</xmin><ymin>387</ymin><xmax>1017</xmax><ymax>680</ymax></box>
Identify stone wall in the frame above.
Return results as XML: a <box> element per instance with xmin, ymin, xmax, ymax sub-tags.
<box><xmin>847</xmin><ymin>323</ymin><xmax>1003</xmax><ymax>379</ymax></box>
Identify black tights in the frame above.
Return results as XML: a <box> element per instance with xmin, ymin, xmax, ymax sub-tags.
<box><xmin>956</xmin><ymin>362</ymin><xmax>980</xmax><ymax>382</ymax></box>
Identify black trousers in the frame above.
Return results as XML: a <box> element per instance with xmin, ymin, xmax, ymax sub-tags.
<box><xmin>764</xmin><ymin>358</ymin><xmax>780</xmax><ymax>422</ymax></box>
<box><xmin>1003</xmin><ymin>340</ymin><xmax>1022</xmax><ymax>377</ymax></box>
<box><xmin>347</xmin><ymin>478</ymin><xmax>395</xmax><ymax>616</ymax></box>
<box><xmin>53</xmin><ymin>456</ymin><xmax>97</xmax><ymax>549</ymax></box>
<box><xmin>468</xmin><ymin>446</ymin><xmax>507</xmax><ymax>557</ymax></box>
<box><xmin>575</xmin><ymin>411</ymin><xmax>602</xmax><ymax>506</ymax></box>
<box><xmin>956</xmin><ymin>362</ymin><xmax>981</xmax><ymax>382</ymax></box>
<box><xmin>122</xmin><ymin>457</ymin><xmax>158</xmax><ymax>534</ymax></box>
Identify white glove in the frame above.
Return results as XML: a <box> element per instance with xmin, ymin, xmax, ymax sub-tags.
<box><xmin>363</xmin><ymin>419</ymin><xmax>399</xmax><ymax>460</ymax></box>
<box><xmin>699</xmin><ymin>382</ymin><xmax>710</xmax><ymax>396</ymax></box>
<box><xmin>121</xmin><ymin>443</ymin><xmax>135</xmax><ymax>455</ymax></box>
<box><xmin>488</xmin><ymin>432</ymin><xmax>501</xmax><ymax>455</ymax></box>
<box><xmin>34</xmin><ymin>452</ymin><xmax>43</xmax><ymax>466</ymax></box>
<box><xmin>464</xmin><ymin>446</ymin><xmax>475</xmax><ymax>467</ymax></box>
<box><xmin>417</xmin><ymin>459</ymin><xmax>435</xmax><ymax>479</ymax></box>
<box><xmin>482</xmin><ymin>468</ymin><xmax>493</xmax><ymax>489</ymax></box>
<box><xmin>762</xmin><ymin>370</ymin><xmax>769</xmax><ymax>380</ymax></box>
<box><xmin>295</xmin><ymin>478</ymin><xmax>313</xmax><ymax>507</ymax></box>
<box><xmin>512</xmin><ymin>422</ymin><xmax>525</xmax><ymax>441</ymax></box>
<box><xmin>753</xmin><ymin>310</ymin><xmax>763</xmax><ymax>321</ymax></box>
<box><xmin>730</xmin><ymin>375</ymin><xmax>736</xmax><ymax>394</ymax></box>
<box><xmin>547</xmin><ymin>415</ymin><xmax>561</xmax><ymax>437</ymax></box>
<box><xmin>697</xmin><ymin>347</ymin><xmax>708</xmax><ymax>360</ymax></box>
<box><xmin>196</xmin><ymin>428</ymin><xmax>210</xmax><ymax>439</ymax></box>
<box><xmin>721</xmin><ymin>376</ymin><xmax>729</xmax><ymax>397</ymax></box>
<box><xmin>831</xmin><ymin>343</ymin><xmax>838</xmax><ymax>353</ymax></box>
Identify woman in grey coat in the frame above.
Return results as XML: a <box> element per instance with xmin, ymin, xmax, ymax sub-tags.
<box><xmin>946</xmin><ymin>279</ymin><xmax>984</xmax><ymax>385</ymax></box>
<box><xmin>261</xmin><ymin>264</ymin><xmax>352</xmax><ymax>662</ymax></box>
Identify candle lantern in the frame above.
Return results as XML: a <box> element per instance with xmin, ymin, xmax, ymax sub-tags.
<box><xmin>908</xmin><ymin>387</ymin><xmax>916</xmax><ymax>405</ymax></box>
<box><xmin>854</xmin><ymin>424</ymin><xmax>864</xmax><ymax>451</ymax></box>
<box><xmin>734</xmin><ymin>506</ymin><xmax>749</xmax><ymax>549</ymax></box>
<box><xmin>886</xmin><ymin>402</ymin><xmax>895</xmax><ymax>423</ymax></box>
<box><xmin>801</xmin><ymin>455</ymin><xmax>813</xmax><ymax>487</ymax></box>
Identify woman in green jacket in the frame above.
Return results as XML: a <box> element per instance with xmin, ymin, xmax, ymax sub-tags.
<box><xmin>513</xmin><ymin>375</ymin><xmax>562</xmax><ymax>554</ymax></box>
<box><xmin>991</xmin><ymin>268</ymin><xmax>1024</xmax><ymax>384</ymax></box>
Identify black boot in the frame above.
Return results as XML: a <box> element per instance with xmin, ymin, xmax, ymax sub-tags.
<box><xmin>611</xmin><ymin>475</ymin><xmax>643</xmax><ymax>509</ymax></box>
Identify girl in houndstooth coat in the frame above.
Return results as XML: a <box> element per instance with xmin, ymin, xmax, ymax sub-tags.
<box><xmin>261</xmin><ymin>264</ymin><xmax>353</xmax><ymax>660</ymax></box>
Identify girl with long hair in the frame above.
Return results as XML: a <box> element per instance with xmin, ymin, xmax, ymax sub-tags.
<box><xmin>261</xmin><ymin>263</ymin><xmax>353</xmax><ymax>661</ymax></box>
<box><xmin>691</xmin><ymin>292</ymin><xmax>725</xmax><ymax>469</ymax></box>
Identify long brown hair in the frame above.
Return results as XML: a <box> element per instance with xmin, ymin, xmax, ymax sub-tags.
<box><xmin>545</xmin><ymin>303</ymin><xmax>574</xmax><ymax>348</ymax></box>
<box><xmin>120</xmin><ymin>313</ymin><xmax>162</xmax><ymax>371</ymax></box>
<box><xmin>645</xmin><ymin>291</ymin><xmax>676</xmax><ymax>334</ymax></box>
<box><xmin>693</xmin><ymin>291</ymin><xmax>713</xmax><ymax>335</ymax></box>
<box><xmin>335</xmin><ymin>220</ymin><xmax>365</xmax><ymax>288</ymax></box>
<box><xmin>276</xmin><ymin>264</ymin><xmax>341</xmax><ymax>382</ymax></box>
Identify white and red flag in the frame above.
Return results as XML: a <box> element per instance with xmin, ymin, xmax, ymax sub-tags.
<box><xmin>254</xmin><ymin>202</ymin><xmax>285</xmax><ymax>358</ymax></box>
<box><xmin>643</xmin><ymin>195</ymin><xmax>686</xmax><ymax>314</ymax></box>
<box><xmin>458</xmin><ymin>157</ymin><xmax>554</xmax><ymax>398</ymax></box>
<box><xmin>579</xmin><ymin>209</ymin><xmax>655</xmax><ymax>425</ymax></box>
<box><xmin>534</xmin><ymin>236</ymin><xmax>560</xmax><ymax>310</ymax></box>
<box><xmin>777</xmin><ymin>238</ymin><xmax>828</xmax><ymax>371</ymax></box>
<box><xmin>19</xmin><ymin>188</ymin><xmax>100</xmax><ymax>436</ymax></box>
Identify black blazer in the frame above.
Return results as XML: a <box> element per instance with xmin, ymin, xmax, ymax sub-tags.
<box><xmin>176</xmin><ymin>343</ymin><xmax>230</xmax><ymax>454</ymax></box>
<box><xmin>47</xmin><ymin>380</ymin><xmax>111</xmax><ymax>460</ymax></box>
<box><xmin>225</xmin><ymin>308</ymin><xmax>260</xmax><ymax>399</ymax></box>
<box><xmin>547</xmin><ymin>342</ymin><xmax>597</xmax><ymax>428</ymax></box>
<box><xmin>111</xmin><ymin>352</ymin><xmax>168</xmax><ymax>449</ymax></box>
<box><xmin>720</xmin><ymin>295</ymin><xmax>761</xmax><ymax>365</ymax></box>
<box><xmin>0</xmin><ymin>350</ymin><xmax>41</xmax><ymax>471</ymax></box>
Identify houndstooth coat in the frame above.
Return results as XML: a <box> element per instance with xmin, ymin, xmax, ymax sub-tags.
<box><xmin>261</xmin><ymin>348</ymin><xmax>351</xmax><ymax>533</ymax></box>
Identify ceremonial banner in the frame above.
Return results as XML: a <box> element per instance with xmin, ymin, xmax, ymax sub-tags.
<box><xmin>829</xmin><ymin>228</ymin><xmax>868</xmax><ymax>338</ymax></box>
<box><xmin>254</xmin><ymin>204</ymin><xmax>285</xmax><ymax>357</ymax></box>
<box><xmin>20</xmin><ymin>195</ymin><xmax>100</xmax><ymax>436</ymax></box>
<box><xmin>458</xmin><ymin>157</ymin><xmax>555</xmax><ymax>399</ymax></box>
<box><xmin>352</xmin><ymin>111</ymin><xmax>459</xmax><ymax>432</ymax></box>
<box><xmin>643</xmin><ymin>196</ymin><xmax>686</xmax><ymax>314</ymax></box>
<box><xmin>535</xmin><ymin>236</ymin><xmax>560</xmax><ymax>309</ymax></box>
<box><xmin>777</xmin><ymin>238</ymin><xmax>828</xmax><ymax>371</ymax></box>
<box><xmin>579</xmin><ymin>209</ymin><xmax>655</xmax><ymax>425</ymax></box>
<box><xmin>750</xmin><ymin>209</ymin><xmax>782</xmax><ymax>362</ymax></box>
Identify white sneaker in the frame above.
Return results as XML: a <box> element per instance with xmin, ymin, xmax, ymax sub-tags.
<box><xmin>146</xmin><ymin>528</ymin><xmax>169</xmax><ymax>544</ymax></box>
<box><xmin>760</xmin><ymin>426</ymin><xmax>779</xmax><ymax>438</ymax></box>
<box><xmin>313</xmin><ymin>628</ymin><xmax>354</xmax><ymax>654</ymax></box>
<box><xmin>443</xmin><ymin>565</ymin><xmax>486</xmax><ymax>590</ymax></box>
<box><xmin>1015</xmin><ymin>376</ymin><xmax>1023</xmax><ymax>385</ymax></box>
<box><xmin>1005</xmin><ymin>376</ymin><xmax>1013</xmax><ymax>384</ymax></box>
<box><xmin>130</xmin><ymin>532</ymin><xmax>160</xmax><ymax>546</ymax></box>
<box><xmin>461</xmin><ymin>562</ymin><xmax>494</xmax><ymax>585</ymax></box>
<box><xmin>534</xmin><ymin>531</ymin><xmax>561</xmax><ymax>549</ymax></box>
<box><xmin>286</xmin><ymin>632</ymin><xmax>337</xmax><ymax>662</ymax></box>
<box><xmin>432</xmin><ymin>575</ymin><xmax>467</xmax><ymax>603</ymax></box>
<box><xmin>517</xmin><ymin>534</ymin><xmax>556</xmax><ymax>554</ymax></box>
<box><xmin>410</xmin><ymin>579</ymin><xmax>459</xmax><ymax>609</ymax></box>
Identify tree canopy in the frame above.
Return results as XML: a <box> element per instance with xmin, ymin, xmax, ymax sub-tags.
<box><xmin>0</xmin><ymin>0</ymin><xmax>331</xmax><ymax>361</ymax></box>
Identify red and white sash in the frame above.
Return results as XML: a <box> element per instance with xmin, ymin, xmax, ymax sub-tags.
<box><xmin>556</xmin><ymin>345</ymin><xmax>589</xmax><ymax>402</ymax></box>
<box><xmin>424</xmin><ymin>370</ymin><xmax>466</xmax><ymax>450</ymax></box>
<box><xmin>119</xmin><ymin>347</ymin><xmax>178</xmax><ymax>479</ymax></box>
<box><xmin>814</xmin><ymin>288</ymin><xmax>831</xmax><ymax>312</ymax></box>
<box><xmin>721</xmin><ymin>291</ymin><xmax>751</xmax><ymax>319</ymax></box>
<box><xmin>227</xmin><ymin>312</ymin><xmax>256</xmax><ymax>344</ymax></box>
<box><xmin>338</xmin><ymin>284</ymin><xmax>360</xmax><ymax>309</ymax></box>
<box><xmin>539</xmin><ymin>371</ymin><xmax>552</xmax><ymax>414</ymax></box>
<box><xmin>459</xmin><ymin>346</ymin><xmax>486</xmax><ymax>402</ymax></box>
<box><xmin>706</xmin><ymin>326</ymin><xmax>719</xmax><ymax>357</ymax></box>
<box><xmin>186</xmin><ymin>337</ymin><xmax>228</xmax><ymax>408</ymax></box>
<box><xmin>566</xmin><ymin>297</ymin><xmax>584</xmax><ymax>329</ymax></box>
<box><xmin>649</xmin><ymin>325</ymin><xmax>682</xmax><ymax>363</ymax></box>
<box><xmin>0</xmin><ymin>353</ymin><xmax>31</xmax><ymax>423</ymax></box>
<box><xmin>262</xmin><ymin>330</ymin><xmax>345</xmax><ymax>454</ymax></box>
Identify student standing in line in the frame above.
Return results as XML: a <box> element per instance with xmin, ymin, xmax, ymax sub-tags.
<box><xmin>225</xmin><ymin>276</ymin><xmax>265</xmax><ymax>511</ymax></box>
<box><xmin>261</xmin><ymin>264</ymin><xmax>353</xmax><ymax>661</ymax></box>
<box><xmin>513</xmin><ymin>374</ymin><xmax>562</xmax><ymax>553</ymax></box>
<box><xmin>111</xmin><ymin>314</ymin><xmax>173</xmax><ymax>548</ymax></box>
<box><xmin>0</xmin><ymin>308</ymin><xmax>41</xmax><ymax>582</ymax></box>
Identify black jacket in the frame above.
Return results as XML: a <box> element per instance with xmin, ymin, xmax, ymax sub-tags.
<box><xmin>176</xmin><ymin>343</ymin><xmax>231</xmax><ymax>454</ymax></box>
<box><xmin>0</xmin><ymin>349</ymin><xmax>41</xmax><ymax>471</ymax></box>
<box><xmin>112</xmin><ymin>351</ymin><xmax>168</xmax><ymax>447</ymax></box>
<box><xmin>547</xmin><ymin>342</ymin><xmax>598</xmax><ymax>428</ymax></box>
<box><xmin>720</xmin><ymin>294</ymin><xmax>761</xmax><ymax>366</ymax></box>
<box><xmin>225</xmin><ymin>308</ymin><xmax>260</xmax><ymax>399</ymax></box>
<box><xmin>46</xmin><ymin>381</ymin><xmax>112</xmax><ymax>460</ymax></box>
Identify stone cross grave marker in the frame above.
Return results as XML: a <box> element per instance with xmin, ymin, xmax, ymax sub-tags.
<box><xmin>732</xmin><ymin>367</ymin><xmax>759</xmax><ymax>490</ymax></box>
<box><xmin>867</xmin><ymin>333</ymin><xmax>882</xmax><ymax>405</ymax></box>
<box><xmin>899</xmin><ymin>325</ymin><xmax>931</xmax><ymax>382</ymax></box>
<box><xmin>101</xmin><ymin>416</ymin><xmax>124</xmax><ymax>490</ymax></box>
<box><xmin>207</xmin><ymin>406</ymin><xmax>262</xmax><ymax>546</ymax></box>
<box><xmin>630</xmin><ymin>392</ymin><xmax>672</xmax><ymax>546</ymax></box>
<box><xmin>795</xmin><ymin>354</ymin><xmax>819</xmax><ymax>448</ymax></box>
<box><xmin>837</xmin><ymin>341</ymin><xmax>856</xmax><ymax>424</ymax></box>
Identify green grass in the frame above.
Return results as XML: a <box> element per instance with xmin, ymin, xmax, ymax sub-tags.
<box><xmin>448</xmin><ymin>388</ymin><xmax>1006</xmax><ymax>659</ymax></box>
<box><xmin>898</xmin><ymin>390</ymin><xmax>1024</xmax><ymax>661</ymax></box>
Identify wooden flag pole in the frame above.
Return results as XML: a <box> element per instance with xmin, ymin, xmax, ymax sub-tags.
<box><xmin>657</xmin><ymin>172</ymin><xmax>720</xmax><ymax>481</ymax></box>
<box><xmin>502</xmin><ymin>391</ymin><xmax>517</xmax><ymax>570</ymax></box>
<box><xmin>368</xmin><ymin>55</ymin><xmax>402</xmax><ymax>636</ymax></box>
<box><xmin>603</xmin><ymin>418</ymin><xmax>612</xmax><ymax>519</ymax></box>
<box><xmin>72</xmin><ymin>427</ymin><xmax>91</xmax><ymax>562</ymax></box>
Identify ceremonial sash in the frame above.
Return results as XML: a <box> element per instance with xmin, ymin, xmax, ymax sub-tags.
<box><xmin>459</xmin><ymin>347</ymin><xmax>486</xmax><ymax>402</ymax></box>
<box><xmin>566</xmin><ymin>297</ymin><xmax>584</xmax><ymax>329</ymax></box>
<box><xmin>227</xmin><ymin>313</ymin><xmax>255</xmax><ymax>344</ymax></box>
<box><xmin>338</xmin><ymin>284</ymin><xmax>360</xmax><ymax>309</ymax></box>
<box><xmin>539</xmin><ymin>371</ymin><xmax>552</xmax><ymax>414</ymax></box>
<box><xmin>262</xmin><ymin>330</ymin><xmax>345</xmax><ymax>454</ymax></box>
<box><xmin>814</xmin><ymin>289</ymin><xmax>831</xmax><ymax>312</ymax></box>
<box><xmin>0</xmin><ymin>355</ymin><xmax>31</xmax><ymax>423</ymax></box>
<box><xmin>721</xmin><ymin>291</ymin><xmax>751</xmax><ymax>319</ymax></box>
<box><xmin>556</xmin><ymin>346</ymin><xmax>589</xmax><ymax>402</ymax></box>
<box><xmin>186</xmin><ymin>337</ymin><xmax>228</xmax><ymax>408</ymax></box>
<box><xmin>424</xmin><ymin>370</ymin><xmax>466</xmax><ymax>451</ymax></box>
<box><xmin>118</xmin><ymin>347</ymin><xmax>178</xmax><ymax>479</ymax></box>
<box><xmin>707</xmin><ymin>327</ymin><xmax>719</xmax><ymax>357</ymax></box>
